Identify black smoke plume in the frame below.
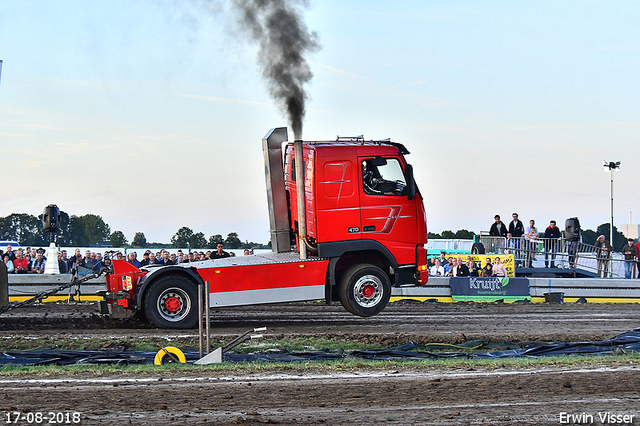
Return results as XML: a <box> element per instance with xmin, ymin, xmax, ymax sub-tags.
<box><xmin>231</xmin><ymin>0</ymin><xmax>319</xmax><ymax>139</ymax></box>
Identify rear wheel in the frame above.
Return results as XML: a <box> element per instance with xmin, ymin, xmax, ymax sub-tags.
<box><xmin>339</xmin><ymin>264</ymin><xmax>391</xmax><ymax>317</ymax></box>
<box><xmin>143</xmin><ymin>273</ymin><xmax>199</xmax><ymax>329</ymax></box>
<box><xmin>472</xmin><ymin>242</ymin><xmax>485</xmax><ymax>254</ymax></box>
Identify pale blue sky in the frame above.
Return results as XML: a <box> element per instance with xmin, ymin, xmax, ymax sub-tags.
<box><xmin>1</xmin><ymin>0</ymin><xmax>639</xmax><ymax>244</ymax></box>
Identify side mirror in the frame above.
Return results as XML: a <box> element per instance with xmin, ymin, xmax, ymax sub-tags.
<box><xmin>405</xmin><ymin>164</ymin><xmax>416</xmax><ymax>200</ymax></box>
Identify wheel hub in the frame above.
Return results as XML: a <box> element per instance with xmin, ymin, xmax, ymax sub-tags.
<box><xmin>362</xmin><ymin>284</ymin><xmax>375</xmax><ymax>299</ymax></box>
<box><xmin>353</xmin><ymin>275</ymin><xmax>383</xmax><ymax>307</ymax></box>
<box><xmin>157</xmin><ymin>287</ymin><xmax>191</xmax><ymax>322</ymax></box>
<box><xmin>164</xmin><ymin>296</ymin><xmax>182</xmax><ymax>313</ymax></box>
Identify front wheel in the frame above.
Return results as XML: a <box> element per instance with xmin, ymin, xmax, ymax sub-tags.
<box><xmin>142</xmin><ymin>273</ymin><xmax>199</xmax><ymax>329</ymax></box>
<box><xmin>339</xmin><ymin>264</ymin><xmax>391</xmax><ymax>317</ymax></box>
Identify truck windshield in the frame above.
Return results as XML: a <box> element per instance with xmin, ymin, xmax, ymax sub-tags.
<box><xmin>362</xmin><ymin>158</ymin><xmax>407</xmax><ymax>196</ymax></box>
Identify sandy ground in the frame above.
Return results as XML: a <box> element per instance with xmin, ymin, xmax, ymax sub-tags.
<box><xmin>0</xmin><ymin>300</ymin><xmax>639</xmax><ymax>425</ymax></box>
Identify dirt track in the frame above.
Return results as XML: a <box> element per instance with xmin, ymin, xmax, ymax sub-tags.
<box><xmin>1</xmin><ymin>301</ymin><xmax>639</xmax><ymax>425</ymax></box>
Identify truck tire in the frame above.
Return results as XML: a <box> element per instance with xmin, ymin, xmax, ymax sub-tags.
<box><xmin>472</xmin><ymin>242</ymin><xmax>485</xmax><ymax>254</ymax></box>
<box><xmin>142</xmin><ymin>273</ymin><xmax>199</xmax><ymax>329</ymax></box>
<box><xmin>339</xmin><ymin>264</ymin><xmax>391</xmax><ymax>317</ymax></box>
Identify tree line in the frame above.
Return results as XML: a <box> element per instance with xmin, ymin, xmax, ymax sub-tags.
<box><xmin>0</xmin><ymin>211</ymin><xmax>269</xmax><ymax>250</ymax></box>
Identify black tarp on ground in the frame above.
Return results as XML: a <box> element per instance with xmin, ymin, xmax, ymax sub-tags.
<box><xmin>1</xmin><ymin>329</ymin><xmax>640</xmax><ymax>366</ymax></box>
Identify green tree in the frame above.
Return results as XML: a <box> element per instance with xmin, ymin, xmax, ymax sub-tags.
<box><xmin>69</xmin><ymin>214</ymin><xmax>110</xmax><ymax>246</ymax></box>
<box><xmin>0</xmin><ymin>213</ymin><xmax>45</xmax><ymax>245</ymax></box>
<box><xmin>427</xmin><ymin>231</ymin><xmax>442</xmax><ymax>239</ymax></box>
<box><xmin>131</xmin><ymin>232</ymin><xmax>148</xmax><ymax>248</ymax></box>
<box><xmin>596</xmin><ymin>223</ymin><xmax>626</xmax><ymax>251</ymax></box>
<box><xmin>109</xmin><ymin>230</ymin><xmax>128</xmax><ymax>247</ymax></box>
<box><xmin>440</xmin><ymin>230</ymin><xmax>455</xmax><ymax>239</ymax></box>
<box><xmin>190</xmin><ymin>232</ymin><xmax>207</xmax><ymax>249</ymax></box>
<box><xmin>171</xmin><ymin>227</ymin><xmax>194</xmax><ymax>248</ymax></box>
<box><xmin>581</xmin><ymin>229</ymin><xmax>597</xmax><ymax>246</ymax></box>
<box><xmin>224</xmin><ymin>232</ymin><xmax>242</xmax><ymax>249</ymax></box>
<box><xmin>208</xmin><ymin>234</ymin><xmax>224</xmax><ymax>249</ymax></box>
<box><xmin>454</xmin><ymin>229</ymin><xmax>476</xmax><ymax>239</ymax></box>
<box><xmin>53</xmin><ymin>210</ymin><xmax>72</xmax><ymax>246</ymax></box>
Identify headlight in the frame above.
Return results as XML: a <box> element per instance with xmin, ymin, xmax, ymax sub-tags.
<box><xmin>122</xmin><ymin>275</ymin><xmax>133</xmax><ymax>291</ymax></box>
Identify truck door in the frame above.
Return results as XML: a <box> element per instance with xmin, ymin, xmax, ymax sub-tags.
<box><xmin>359</xmin><ymin>156</ymin><xmax>418</xmax><ymax>265</ymax></box>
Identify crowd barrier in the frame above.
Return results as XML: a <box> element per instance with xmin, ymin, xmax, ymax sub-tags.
<box><xmin>478</xmin><ymin>236</ymin><xmax>629</xmax><ymax>278</ymax></box>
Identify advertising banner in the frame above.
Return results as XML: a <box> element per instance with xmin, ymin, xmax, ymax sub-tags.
<box><xmin>442</xmin><ymin>254</ymin><xmax>515</xmax><ymax>277</ymax></box>
<box><xmin>450</xmin><ymin>277</ymin><xmax>530</xmax><ymax>302</ymax></box>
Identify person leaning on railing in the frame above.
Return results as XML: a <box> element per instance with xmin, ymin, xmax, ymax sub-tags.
<box><xmin>621</xmin><ymin>238</ymin><xmax>637</xmax><ymax>280</ymax></box>
<box><xmin>594</xmin><ymin>235</ymin><xmax>612</xmax><ymax>278</ymax></box>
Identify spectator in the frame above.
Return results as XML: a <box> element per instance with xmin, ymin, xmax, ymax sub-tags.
<box><xmin>492</xmin><ymin>257</ymin><xmax>508</xmax><ymax>277</ymax></box>
<box><xmin>449</xmin><ymin>257</ymin><xmax>458</xmax><ymax>277</ymax></box>
<box><xmin>4</xmin><ymin>254</ymin><xmax>14</xmax><ymax>273</ymax></box>
<box><xmin>439</xmin><ymin>252</ymin><xmax>448</xmax><ymax>268</ymax></box>
<box><xmin>508</xmin><ymin>213</ymin><xmax>525</xmax><ymax>238</ymax></box>
<box><xmin>441</xmin><ymin>256</ymin><xmax>451</xmax><ymax>276</ymax></box>
<box><xmin>636</xmin><ymin>240</ymin><xmax>640</xmax><ymax>278</ymax></box>
<box><xmin>57</xmin><ymin>252</ymin><xmax>68</xmax><ymax>274</ymax></box>
<box><xmin>68</xmin><ymin>249</ymin><xmax>81</xmax><ymax>270</ymax></box>
<box><xmin>127</xmin><ymin>252</ymin><xmax>141</xmax><ymax>268</ymax></box>
<box><xmin>525</xmin><ymin>219</ymin><xmax>538</xmax><ymax>267</ymax></box>
<box><xmin>72</xmin><ymin>253</ymin><xmax>85</xmax><ymax>270</ymax></box>
<box><xmin>85</xmin><ymin>252</ymin><xmax>101</xmax><ymax>273</ymax></box>
<box><xmin>594</xmin><ymin>235</ymin><xmax>612</xmax><ymax>278</ymax></box>
<box><xmin>509</xmin><ymin>213</ymin><xmax>525</xmax><ymax>265</ymax></box>
<box><xmin>13</xmin><ymin>250</ymin><xmax>29</xmax><ymax>274</ymax></box>
<box><xmin>465</xmin><ymin>255</ymin><xmax>477</xmax><ymax>277</ymax></box>
<box><xmin>621</xmin><ymin>238</ymin><xmax>637</xmax><ymax>279</ymax></box>
<box><xmin>60</xmin><ymin>250</ymin><xmax>72</xmax><ymax>272</ymax></box>
<box><xmin>139</xmin><ymin>251</ymin><xmax>151</xmax><ymax>267</ymax></box>
<box><xmin>481</xmin><ymin>258</ymin><xmax>493</xmax><ymax>277</ymax></box>
<box><xmin>445</xmin><ymin>258</ymin><xmax>454</xmax><ymax>276</ymax></box>
<box><xmin>212</xmin><ymin>243</ymin><xmax>231</xmax><ymax>259</ymax></box>
<box><xmin>430</xmin><ymin>258</ymin><xmax>445</xmax><ymax>277</ymax></box>
<box><xmin>32</xmin><ymin>252</ymin><xmax>46</xmax><ymax>274</ymax></box>
<box><xmin>455</xmin><ymin>256</ymin><xmax>470</xmax><ymax>277</ymax></box>
<box><xmin>504</xmin><ymin>233</ymin><xmax>516</xmax><ymax>255</ymax></box>
<box><xmin>544</xmin><ymin>220</ymin><xmax>561</xmax><ymax>268</ymax></box>
<box><xmin>4</xmin><ymin>244</ymin><xmax>15</xmax><ymax>262</ymax></box>
<box><xmin>148</xmin><ymin>252</ymin><xmax>158</xmax><ymax>265</ymax></box>
<box><xmin>489</xmin><ymin>215</ymin><xmax>507</xmax><ymax>237</ymax></box>
<box><xmin>170</xmin><ymin>253</ymin><xmax>177</xmax><ymax>264</ymax></box>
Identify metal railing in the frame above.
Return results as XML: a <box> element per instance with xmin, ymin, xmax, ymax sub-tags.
<box><xmin>478</xmin><ymin>235</ymin><xmax>625</xmax><ymax>277</ymax></box>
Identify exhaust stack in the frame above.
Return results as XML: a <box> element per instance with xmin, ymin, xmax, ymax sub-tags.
<box><xmin>262</xmin><ymin>127</ymin><xmax>291</xmax><ymax>253</ymax></box>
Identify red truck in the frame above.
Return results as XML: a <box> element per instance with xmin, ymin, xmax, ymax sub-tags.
<box><xmin>99</xmin><ymin>128</ymin><xmax>428</xmax><ymax>328</ymax></box>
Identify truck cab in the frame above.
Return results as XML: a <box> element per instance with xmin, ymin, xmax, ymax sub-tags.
<box><xmin>282</xmin><ymin>136</ymin><xmax>428</xmax><ymax>311</ymax></box>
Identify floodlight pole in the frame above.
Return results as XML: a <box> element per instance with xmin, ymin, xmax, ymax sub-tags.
<box><xmin>604</xmin><ymin>161</ymin><xmax>621</xmax><ymax>248</ymax></box>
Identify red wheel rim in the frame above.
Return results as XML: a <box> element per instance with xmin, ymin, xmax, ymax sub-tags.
<box><xmin>165</xmin><ymin>296</ymin><xmax>182</xmax><ymax>313</ymax></box>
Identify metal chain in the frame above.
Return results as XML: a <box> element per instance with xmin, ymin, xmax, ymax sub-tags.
<box><xmin>0</xmin><ymin>267</ymin><xmax>110</xmax><ymax>316</ymax></box>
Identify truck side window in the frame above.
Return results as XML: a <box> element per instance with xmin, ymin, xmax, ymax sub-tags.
<box><xmin>362</xmin><ymin>158</ymin><xmax>407</xmax><ymax>196</ymax></box>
